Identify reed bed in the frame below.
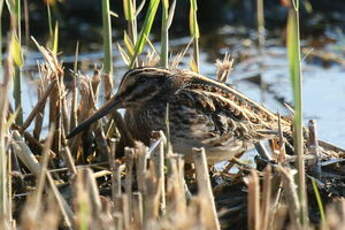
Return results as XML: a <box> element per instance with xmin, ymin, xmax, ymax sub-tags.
<box><xmin>1</xmin><ymin>1</ymin><xmax>345</xmax><ymax>230</ymax></box>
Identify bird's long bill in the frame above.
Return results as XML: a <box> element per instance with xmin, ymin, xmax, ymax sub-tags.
<box><xmin>67</xmin><ymin>96</ymin><xmax>121</xmax><ymax>138</ymax></box>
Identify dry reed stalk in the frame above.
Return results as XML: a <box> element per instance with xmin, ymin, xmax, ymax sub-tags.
<box><xmin>113</xmin><ymin>195</ymin><xmax>130</xmax><ymax>230</ymax></box>
<box><xmin>91</xmin><ymin>67</ymin><xmax>101</xmax><ymax>104</ymax></box>
<box><xmin>166</xmin><ymin>155</ymin><xmax>186</xmax><ymax>215</ymax></box>
<box><xmin>143</xmin><ymin>165</ymin><xmax>161</xmax><ymax>228</ymax></box>
<box><xmin>20</xmin><ymin>190</ymin><xmax>61</xmax><ymax>230</ymax></box>
<box><xmin>108</xmin><ymin>139</ymin><xmax>118</xmax><ymax>201</ymax></box>
<box><xmin>216</xmin><ymin>53</ymin><xmax>233</xmax><ymax>83</ymax></box>
<box><xmin>61</xmin><ymin>146</ymin><xmax>77</xmax><ymax>178</ymax></box>
<box><xmin>19</xmin><ymin>131</ymin><xmax>57</xmax><ymax>162</ymax></box>
<box><xmin>70</xmin><ymin>77</ymin><xmax>97</xmax><ymax>160</ymax></box>
<box><xmin>113</xmin><ymin>212</ymin><xmax>124</xmax><ymax>230</ymax></box>
<box><xmin>308</xmin><ymin>120</ymin><xmax>321</xmax><ymax>176</ymax></box>
<box><xmin>135</xmin><ymin>142</ymin><xmax>148</xmax><ymax>194</ymax></box>
<box><xmin>11</xmin><ymin>131</ymin><xmax>74</xmax><ymax>228</ymax></box>
<box><xmin>59</xmin><ymin>126</ymin><xmax>77</xmax><ymax>177</ymax></box>
<box><xmin>132</xmin><ymin>192</ymin><xmax>144</xmax><ymax>229</ymax></box>
<box><xmin>277</xmin><ymin>166</ymin><xmax>301</xmax><ymax>229</ymax></box>
<box><xmin>192</xmin><ymin>147</ymin><xmax>220</xmax><ymax>230</ymax></box>
<box><xmin>33</xmin><ymin>126</ymin><xmax>54</xmax><ymax>215</ymax></box>
<box><xmin>124</xmin><ymin>147</ymin><xmax>134</xmax><ymax>217</ymax></box>
<box><xmin>61</xmin><ymin>91</ymin><xmax>70</xmax><ymax>137</ymax></box>
<box><xmin>151</xmin><ymin>131</ymin><xmax>166</xmax><ymax>214</ymax></box>
<box><xmin>103</xmin><ymin>73</ymin><xmax>113</xmax><ymax>101</ymax></box>
<box><xmin>74</xmin><ymin>169</ymin><xmax>91</xmax><ymax>229</ymax></box>
<box><xmin>277</xmin><ymin>114</ymin><xmax>287</xmax><ymax>162</ymax></box>
<box><xmin>12</xmin><ymin>131</ymin><xmax>41</xmax><ymax>175</ymax></box>
<box><xmin>70</xmin><ymin>72</ymin><xmax>78</xmax><ymax>130</ymax></box>
<box><xmin>0</xmin><ymin>58</ymin><xmax>12</xmax><ymax>226</ymax></box>
<box><xmin>255</xmin><ymin>142</ymin><xmax>272</xmax><ymax>161</ymax></box>
<box><xmin>322</xmin><ymin>199</ymin><xmax>345</xmax><ymax>230</ymax></box>
<box><xmin>81</xmin><ymin>169</ymin><xmax>102</xmax><ymax>219</ymax></box>
<box><xmin>33</xmin><ymin>81</ymin><xmax>45</xmax><ymax>140</ymax></box>
<box><xmin>22</xmin><ymin>80</ymin><xmax>55</xmax><ymax>130</ymax></box>
<box><xmin>247</xmin><ymin>169</ymin><xmax>261</xmax><ymax>230</ymax></box>
<box><xmin>121</xmin><ymin>194</ymin><xmax>130</xmax><ymax>229</ymax></box>
<box><xmin>260</xmin><ymin>166</ymin><xmax>272</xmax><ymax>230</ymax></box>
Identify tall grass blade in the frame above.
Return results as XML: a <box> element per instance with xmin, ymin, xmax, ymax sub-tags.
<box><xmin>256</xmin><ymin>0</ymin><xmax>265</xmax><ymax>48</ymax></box>
<box><xmin>102</xmin><ymin>0</ymin><xmax>113</xmax><ymax>75</ymax></box>
<box><xmin>9</xmin><ymin>33</ymin><xmax>23</xmax><ymax>67</ymax></box>
<box><xmin>287</xmin><ymin>0</ymin><xmax>308</xmax><ymax>226</ymax></box>
<box><xmin>47</xmin><ymin>4</ymin><xmax>53</xmax><ymax>37</ymax></box>
<box><xmin>8</xmin><ymin>0</ymin><xmax>23</xmax><ymax>125</ymax></box>
<box><xmin>189</xmin><ymin>0</ymin><xmax>200</xmax><ymax>73</ymax></box>
<box><xmin>160</xmin><ymin>0</ymin><xmax>175</xmax><ymax>68</ymax></box>
<box><xmin>130</xmin><ymin>0</ymin><xmax>160</xmax><ymax>68</ymax></box>
<box><xmin>52</xmin><ymin>22</ymin><xmax>59</xmax><ymax>55</ymax></box>
<box><xmin>124</xmin><ymin>31</ymin><xmax>135</xmax><ymax>58</ymax></box>
<box><xmin>123</xmin><ymin>0</ymin><xmax>137</xmax><ymax>44</ymax></box>
<box><xmin>311</xmin><ymin>179</ymin><xmax>326</xmax><ymax>224</ymax></box>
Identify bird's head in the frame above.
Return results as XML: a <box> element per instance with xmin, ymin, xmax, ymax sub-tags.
<box><xmin>67</xmin><ymin>67</ymin><xmax>174</xmax><ymax>138</ymax></box>
<box><xmin>114</xmin><ymin>67</ymin><xmax>172</xmax><ymax>108</ymax></box>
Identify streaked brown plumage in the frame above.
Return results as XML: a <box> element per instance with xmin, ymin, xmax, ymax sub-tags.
<box><xmin>68</xmin><ymin>67</ymin><xmax>291</xmax><ymax>163</ymax></box>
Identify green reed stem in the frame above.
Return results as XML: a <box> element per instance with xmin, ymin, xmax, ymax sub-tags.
<box><xmin>102</xmin><ymin>0</ymin><xmax>113</xmax><ymax>75</ymax></box>
<box><xmin>130</xmin><ymin>0</ymin><xmax>160</xmax><ymax>68</ymax></box>
<box><xmin>287</xmin><ymin>0</ymin><xmax>308</xmax><ymax>226</ymax></box>
<box><xmin>160</xmin><ymin>0</ymin><xmax>169</xmax><ymax>68</ymax></box>
<box><xmin>311</xmin><ymin>179</ymin><xmax>326</xmax><ymax>224</ymax></box>
<box><xmin>12</xmin><ymin>0</ymin><xmax>23</xmax><ymax>125</ymax></box>
<box><xmin>47</xmin><ymin>4</ymin><xmax>53</xmax><ymax>37</ymax></box>
<box><xmin>160</xmin><ymin>0</ymin><xmax>175</xmax><ymax>69</ymax></box>
<box><xmin>256</xmin><ymin>0</ymin><xmax>265</xmax><ymax>48</ymax></box>
<box><xmin>123</xmin><ymin>0</ymin><xmax>137</xmax><ymax>44</ymax></box>
<box><xmin>189</xmin><ymin>0</ymin><xmax>200</xmax><ymax>73</ymax></box>
<box><xmin>102</xmin><ymin>0</ymin><xmax>113</xmax><ymax>74</ymax></box>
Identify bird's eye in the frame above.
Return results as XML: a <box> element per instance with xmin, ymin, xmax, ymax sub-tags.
<box><xmin>138</xmin><ymin>78</ymin><xmax>147</xmax><ymax>84</ymax></box>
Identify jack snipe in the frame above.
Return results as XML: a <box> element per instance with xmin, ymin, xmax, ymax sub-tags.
<box><xmin>68</xmin><ymin>67</ymin><xmax>291</xmax><ymax>163</ymax></box>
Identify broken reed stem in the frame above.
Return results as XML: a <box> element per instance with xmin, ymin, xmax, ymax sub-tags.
<box><xmin>70</xmin><ymin>42</ymin><xmax>79</xmax><ymax>131</ymax></box>
<box><xmin>22</xmin><ymin>80</ymin><xmax>56</xmax><ymax>130</ymax></box>
<box><xmin>247</xmin><ymin>169</ymin><xmax>261</xmax><ymax>230</ymax></box>
<box><xmin>11</xmin><ymin>131</ymin><xmax>74</xmax><ymax>228</ymax></box>
<box><xmin>261</xmin><ymin>166</ymin><xmax>272</xmax><ymax>230</ymax></box>
<box><xmin>136</xmin><ymin>143</ymin><xmax>148</xmax><ymax>195</ymax></box>
<box><xmin>308</xmin><ymin>120</ymin><xmax>321</xmax><ymax>177</ymax></box>
<box><xmin>109</xmin><ymin>139</ymin><xmax>118</xmax><ymax>201</ymax></box>
<box><xmin>0</xmin><ymin>58</ymin><xmax>11</xmax><ymax>222</ymax></box>
<box><xmin>33</xmin><ymin>84</ymin><xmax>44</xmax><ymax>139</ymax></box>
<box><xmin>132</xmin><ymin>192</ymin><xmax>144</xmax><ymax>229</ymax></box>
<box><xmin>33</xmin><ymin>125</ymin><xmax>54</xmax><ymax>215</ymax></box>
<box><xmin>151</xmin><ymin>131</ymin><xmax>166</xmax><ymax>215</ymax></box>
<box><xmin>277</xmin><ymin>166</ymin><xmax>301</xmax><ymax>229</ymax></box>
<box><xmin>192</xmin><ymin>147</ymin><xmax>220</xmax><ymax>230</ymax></box>
<box><xmin>81</xmin><ymin>169</ymin><xmax>102</xmax><ymax>218</ymax></box>
<box><xmin>124</xmin><ymin>147</ymin><xmax>134</xmax><ymax>217</ymax></box>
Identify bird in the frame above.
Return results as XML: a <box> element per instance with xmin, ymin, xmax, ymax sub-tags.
<box><xmin>68</xmin><ymin>67</ymin><xmax>292</xmax><ymax>164</ymax></box>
